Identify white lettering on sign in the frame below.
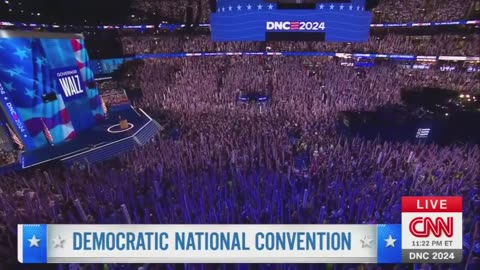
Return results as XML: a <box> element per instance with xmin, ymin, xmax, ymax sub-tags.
<box><xmin>266</xmin><ymin>21</ymin><xmax>325</xmax><ymax>31</ymax></box>
<box><xmin>416</xmin><ymin>199</ymin><xmax>448</xmax><ymax>210</ymax></box>
<box><xmin>59</xmin><ymin>75</ymin><xmax>84</xmax><ymax>97</ymax></box>
<box><xmin>6</xmin><ymin>102</ymin><xmax>26</xmax><ymax>133</ymax></box>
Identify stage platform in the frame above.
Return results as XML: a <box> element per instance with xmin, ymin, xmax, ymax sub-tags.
<box><xmin>1</xmin><ymin>106</ymin><xmax>160</xmax><ymax>173</ymax></box>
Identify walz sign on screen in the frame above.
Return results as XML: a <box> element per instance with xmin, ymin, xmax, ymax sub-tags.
<box><xmin>52</xmin><ymin>67</ymin><xmax>86</xmax><ymax>102</ymax></box>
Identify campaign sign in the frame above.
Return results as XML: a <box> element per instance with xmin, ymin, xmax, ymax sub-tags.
<box><xmin>52</xmin><ymin>67</ymin><xmax>86</xmax><ymax>102</ymax></box>
<box><xmin>401</xmin><ymin>196</ymin><xmax>462</xmax><ymax>263</ymax></box>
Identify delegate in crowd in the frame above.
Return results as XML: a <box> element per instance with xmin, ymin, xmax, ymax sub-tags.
<box><xmin>0</xmin><ymin>56</ymin><xmax>479</xmax><ymax>270</ymax></box>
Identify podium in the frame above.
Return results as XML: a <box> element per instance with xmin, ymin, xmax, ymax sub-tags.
<box><xmin>119</xmin><ymin>119</ymin><xmax>129</xmax><ymax>130</ymax></box>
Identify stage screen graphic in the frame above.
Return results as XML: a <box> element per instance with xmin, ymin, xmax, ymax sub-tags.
<box><xmin>0</xmin><ymin>31</ymin><xmax>104</xmax><ymax>149</ymax></box>
<box><xmin>211</xmin><ymin>1</ymin><xmax>371</xmax><ymax>41</ymax></box>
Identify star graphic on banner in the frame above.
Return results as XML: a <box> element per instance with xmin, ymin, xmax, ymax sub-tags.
<box><xmin>319</xmin><ymin>4</ymin><xmax>324</xmax><ymax>9</ymax></box>
<box><xmin>330</xmin><ymin>4</ymin><xmax>334</xmax><ymax>10</ymax></box>
<box><xmin>52</xmin><ymin>235</ymin><xmax>65</xmax><ymax>248</ymax></box>
<box><xmin>13</xmin><ymin>47</ymin><xmax>29</xmax><ymax>60</ymax></box>
<box><xmin>340</xmin><ymin>4</ymin><xmax>344</xmax><ymax>10</ymax></box>
<box><xmin>221</xmin><ymin>7</ymin><xmax>225</xmax><ymax>12</ymax></box>
<box><xmin>13</xmin><ymin>65</ymin><xmax>27</xmax><ymax>76</ymax></box>
<box><xmin>228</xmin><ymin>5</ymin><xmax>232</xmax><ymax>11</ymax></box>
<box><xmin>6</xmin><ymin>68</ymin><xmax>18</xmax><ymax>77</ymax></box>
<box><xmin>384</xmin><ymin>235</ymin><xmax>397</xmax><ymax>247</ymax></box>
<box><xmin>360</xmin><ymin>235</ymin><xmax>372</xmax><ymax>248</ymax></box>
<box><xmin>3</xmin><ymin>97</ymin><xmax>7</xmax><ymax>101</ymax></box>
<box><xmin>257</xmin><ymin>4</ymin><xmax>263</xmax><ymax>10</ymax></box>
<box><xmin>30</xmin><ymin>78</ymin><xmax>41</xmax><ymax>86</ymax></box>
<box><xmin>357</xmin><ymin>5</ymin><xmax>361</xmax><ymax>11</ymax></box>
<box><xmin>35</xmin><ymin>56</ymin><xmax>47</xmax><ymax>66</ymax></box>
<box><xmin>28</xmin><ymin>235</ymin><xmax>40</xmax><ymax>248</ymax></box>
<box><xmin>247</xmin><ymin>4</ymin><xmax>252</xmax><ymax>10</ymax></box>
<box><xmin>268</xmin><ymin>4</ymin><xmax>274</xmax><ymax>10</ymax></box>
<box><xmin>25</xmin><ymin>88</ymin><xmax>37</xmax><ymax>99</ymax></box>
<box><xmin>3</xmin><ymin>82</ymin><xmax>16</xmax><ymax>92</ymax></box>
<box><xmin>349</xmin><ymin>5</ymin><xmax>353</xmax><ymax>10</ymax></box>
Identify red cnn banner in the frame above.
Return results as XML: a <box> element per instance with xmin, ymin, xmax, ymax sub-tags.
<box><xmin>401</xmin><ymin>196</ymin><xmax>463</xmax><ymax>263</ymax></box>
<box><xmin>402</xmin><ymin>196</ymin><xmax>462</xmax><ymax>213</ymax></box>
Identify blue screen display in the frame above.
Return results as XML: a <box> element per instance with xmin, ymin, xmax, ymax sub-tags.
<box><xmin>0</xmin><ymin>33</ymin><xmax>103</xmax><ymax>149</ymax></box>
<box><xmin>211</xmin><ymin>1</ymin><xmax>372</xmax><ymax>41</ymax></box>
<box><xmin>90</xmin><ymin>57</ymin><xmax>134</xmax><ymax>75</ymax></box>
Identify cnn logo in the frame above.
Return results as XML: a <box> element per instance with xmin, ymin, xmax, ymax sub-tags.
<box><xmin>409</xmin><ymin>217</ymin><xmax>453</xmax><ymax>238</ymax></box>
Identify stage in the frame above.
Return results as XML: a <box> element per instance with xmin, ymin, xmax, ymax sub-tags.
<box><xmin>0</xmin><ymin>31</ymin><xmax>161</xmax><ymax>174</ymax></box>
<box><xmin>18</xmin><ymin>106</ymin><xmax>160</xmax><ymax>169</ymax></box>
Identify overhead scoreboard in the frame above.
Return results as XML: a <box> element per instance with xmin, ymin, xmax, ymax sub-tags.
<box><xmin>18</xmin><ymin>196</ymin><xmax>463</xmax><ymax>264</ymax></box>
<box><xmin>210</xmin><ymin>0</ymin><xmax>372</xmax><ymax>42</ymax></box>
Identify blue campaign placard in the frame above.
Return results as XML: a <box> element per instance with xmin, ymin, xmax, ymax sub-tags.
<box><xmin>377</xmin><ymin>224</ymin><xmax>402</xmax><ymax>263</ymax></box>
<box><xmin>51</xmin><ymin>67</ymin><xmax>87</xmax><ymax>102</ymax></box>
<box><xmin>20</xmin><ymin>224</ymin><xmax>47</xmax><ymax>263</ymax></box>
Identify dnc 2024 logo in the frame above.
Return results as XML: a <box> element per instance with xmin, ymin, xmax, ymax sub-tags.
<box><xmin>0</xmin><ymin>84</ymin><xmax>26</xmax><ymax>133</ymax></box>
<box><xmin>266</xmin><ymin>21</ymin><xmax>326</xmax><ymax>31</ymax></box>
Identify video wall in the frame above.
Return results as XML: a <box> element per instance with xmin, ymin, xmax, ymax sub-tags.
<box><xmin>210</xmin><ymin>0</ymin><xmax>372</xmax><ymax>41</ymax></box>
<box><xmin>0</xmin><ymin>31</ymin><xmax>104</xmax><ymax>149</ymax></box>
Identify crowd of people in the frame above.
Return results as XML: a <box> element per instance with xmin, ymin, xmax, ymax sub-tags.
<box><xmin>120</xmin><ymin>33</ymin><xmax>480</xmax><ymax>56</ymax></box>
<box><xmin>0</xmin><ymin>1</ymin><xmax>479</xmax><ymax>269</ymax></box>
<box><xmin>0</xmin><ymin>149</ymin><xmax>16</xmax><ymax>166</ymax></box>
<box><xmin>99</xmin><ymin>86</ymin><xmax>131</xmax><ymax>107</ymax></box>
<box><xmin>0</xmin><ymin>55</ymin><xmax>479</xmax><ymax>269</ymax></box>
<box><xmin>0</xmin><ymin>128</ymin><xmax>17</xmax><ymax>166</ymax></box>
<box><xmin>129</xmin><ymin>0</ymin><xmax>477</xmax><ymax>24</ymax></box>
<box><xmin>131</xmin><ymin>0</ymin><xmax>211</xmax><ymax>25</ymax></box>
<box><xmin>372</xmin><ymin>0</ymin><xmax>477</xmax><ymax>23</ymax></box>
